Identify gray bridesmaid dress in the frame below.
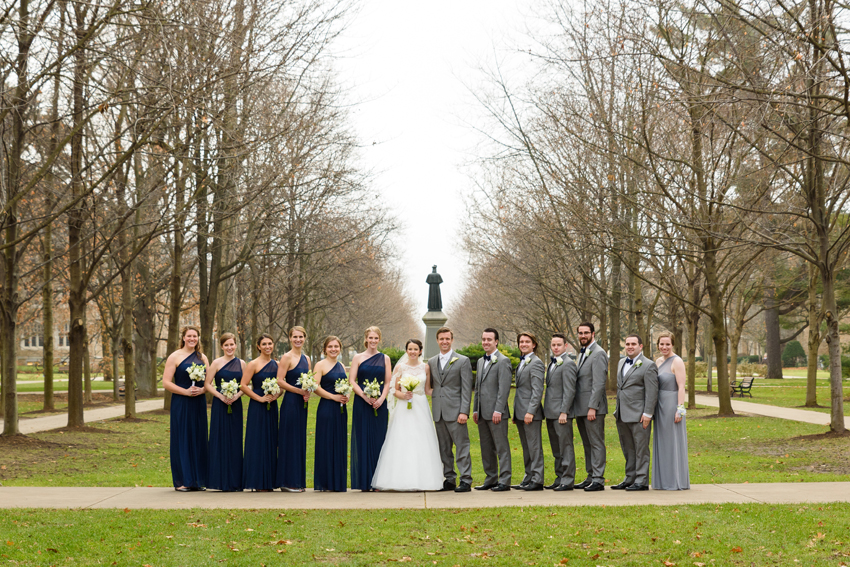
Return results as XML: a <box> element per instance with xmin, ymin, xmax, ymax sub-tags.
<box><xmin>651</xmin><ymin>355</ymin><xmax>690</xmax><ymax>490</ymax></box>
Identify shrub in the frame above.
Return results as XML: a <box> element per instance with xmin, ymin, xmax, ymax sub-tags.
<box><xmin>782</xmin><ymin>340</ymin><xmax>807</xmax><ymax>368</ymax></box>
<box><xmin>379</xmin><ymin>347</ymin><xmax>405</xmax><ymax>368</ymax></box>
<box><xmin>748</xmin><ymin>354</ymin><xmax>762</xmax><ymax>363</ymax></box>
<box><xmin>456</xmin><ymin>343</ymin><xmax>485</xmax><ymax>369</ymax></box>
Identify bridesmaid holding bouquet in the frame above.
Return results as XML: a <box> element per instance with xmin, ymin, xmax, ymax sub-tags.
<box><xmin>350</xmin><ymin>326</ymin><xmax>391</xmax><ymax>491</ymax></box>
<box><xmin>241</xmin><ymin>334</ymin><xmax>280</xmax><ymax>491</ymax></box>
<box><xmin>313</xmin><ymin>335</ymin><xmax>350</xmax><ymax>492</ymax></box>
<box><xmin>276</xmin><ymin>326</ymin><xmax>312</xmax><ymax>492</ymax></box>
<box><xmin>205</xmin><ymin>332</ymin><xmax>245</xmax><ymax>491</ymax></box>
<box><xmin>162</xmin><ymin>325</ymin><xmax>210</xmax><ymax>492</ymax></box>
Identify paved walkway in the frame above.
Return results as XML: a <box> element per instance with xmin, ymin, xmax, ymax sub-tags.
<box><xmin>693</xmin><ymin>394</ymin><xmax>849</xmax><ymax>428</ymax></box>
<box><xmin>1</xmin><ymin>482</ymin><xmax>848</xmax><ymax>509</ymax></box>
<box><xmin>0</xmin><ymin>400</ymin><xmax>162</xmax><ymax>434</ymax></box>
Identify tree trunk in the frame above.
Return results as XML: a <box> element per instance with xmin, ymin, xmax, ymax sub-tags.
<box><xmin>686</xmin><ymin>308</ymin><xmax>699</xmax><ymax>409</ymax></box>
<box><xmin>42</xmin><ymin>221</ymin><xmax>55</xmax><ymax>411</ymax></box>
<box><xmin>764</xmin><ymin>286</ymin><xmax>783</xmax><ymax>379</ymax></box>
<box><xmin>83</xmin><ymin>302</ymin><xmax>92</xmax><ymax>404</ymax></box>
<box><xmin>704</xmin><ymin>246</ymin><xmax>734</xmax><ymax>416</ymax></box>
<box><xmin>121</xmin><ymin>249</ymin><xmax>135</xmax><ymax>418</ymax></box>
<box><xmin>806</xmin><ymin>261</ymin><xmax>821</xmax><ymax>407</ymax></box>
<box><xmin>821</xmin><ymin>262</ymin><xmax>846</xmax><ymax>433</ymax></box>
<box><xmin>608</xmin><ymin>253</ymin><xmax>622</xmax><ymax>392</ymax></box>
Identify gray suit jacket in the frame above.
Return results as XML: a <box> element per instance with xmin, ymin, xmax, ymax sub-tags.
<box><xmin>513</xmin><ymin>353</ymin><xmax>544</xmax><ymax>421</ymax></box>
<box><xmin>427</xmin><ymin>351</ymin><xmax>473</xmax><ymax>421</ymax></box>
<box><xmin>543</xmin><ymin>356</ymin><xmax>577</xmax><ymax>419</ymax></box>
<box><xmin>473</xmin><ymin>351</ymin><xmax>512</xmax><ymax>420</ymax></box>
<box><xmin>613</xmin><ymin>353</ymin><xmax>659</xmax><ymax>423</ymax></box>
<box><xmin>572</xmin><ymin>342</ymin><xmax>609</xmax><ymax>417</ymax></box>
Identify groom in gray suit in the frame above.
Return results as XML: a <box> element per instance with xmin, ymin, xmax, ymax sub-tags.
<box><xmin>573</xmin><ymin>322</ymin><xmax>609</xmax><ymax>492</ymax></box>
<box><xmin>473</xmin><ymin>328</ymin><xmax>513</xmax><ymax>492</ymax></box>
<box><xmin>612</xmin><ymin>334</ymin><xmax>658</xmax><ymax>491</ymax></box>
<box><xmin>543</xmin><ymin>333</ymin><xmax>578</xmax><ymax>491</ymax></box>
<box><xmin>427</xmin><ymin>327</ymin><xmax>474</xmax><ymax>493</ymax></box>
<box><xmin>512</xmin><ymin>332</ymin><xmax>545</xmax><ymax>491</ymax></box>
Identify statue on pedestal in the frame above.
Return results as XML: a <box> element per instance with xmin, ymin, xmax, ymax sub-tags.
<box><xmin>426</xmin><ymin>266</ymin><xmax>443</xmax><ymax>312</ymax></box>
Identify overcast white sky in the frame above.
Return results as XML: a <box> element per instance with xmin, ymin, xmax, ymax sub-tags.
<box><xmin>335</xmin><ymin>0</ymin><xmax>531</xmax><ymax>317</ymax></box>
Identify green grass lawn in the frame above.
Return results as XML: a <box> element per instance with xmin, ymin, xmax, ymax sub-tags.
<box><xmin>692</xmin><ymin>376</ymin><xmax>850</xmax><ymax>415</ymax></box>
<box><xmin>17</xmin><ymin>380</ymin><xmax>114</xmax><ymax>393</ymax></box>
<box><xmin>2</xmin><ymin>504</ymin><xmax>849</xmax><ymax>566</ymax></box>
<box><xmin>2</xmin><ymin>391</ymin><xmax>848</xmax><ymax>488</ymax></box>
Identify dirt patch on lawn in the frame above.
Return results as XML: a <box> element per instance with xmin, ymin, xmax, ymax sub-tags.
<box><xmin>21</xmin><ymin>393</ymin><xmax>119</xmax><ymax>415</ymax></box>
<box><xmin>51</xmin><ymin>425</ymin><xmax>117</xmax><ymax>435</ymax></box>
<box><xmin>693</xmin><ymin>413</ymin><xmax>748</xmax><ymax>419</ymax></box>
<box><xmin>792</xmin><ymin>430</ymin><xmax>850</xmax><ymax>441</ymax></box>
<box><xmin>0</xmin><ymin>434</ymin><xmax>63</xmax><ymax>449</ymax></box>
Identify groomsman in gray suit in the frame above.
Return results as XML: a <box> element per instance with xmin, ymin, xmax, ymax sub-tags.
<box><xmin>573</xmin><ymin>322</ymin><xmax>609</xmax><ymax>492</ymax></box>
<box><xmin>543</xmin><ymin>333</ymin><xmax>578</xmax><ymax>491</ymax></box>
<box><xmin>427</xmin><ymin>327</ymin><xmax>474</xmax><ymax>493</ymax></box>
<box><xmin>612</xmin><ymin>334</ymin><xmax>658</xmax><ymax>491</ymax></box>
<box><xmin>511</xmin><ymin>332</ymin><xmax>545</xmax><ymax>491</ymax></box>
<box><xmin>472</xmin><ymin>328</ymin><xmax>513</xmax><ymax>492</ymax></box>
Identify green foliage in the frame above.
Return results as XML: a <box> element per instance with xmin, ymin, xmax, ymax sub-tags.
<box><xmin>734</xmin><ymin>362</ymin><xmax>765</xmax><ymax>377</ymax></box>
<box><xmin>781</xmin><ymin>340</ymin><xmax>807</xmax><ymax>368</ymax></box>
<box><xmin>694</xmin><ymin>356</ymin><xmax>704</xmax><ymax>362</ymax></box>
<box><xmin>379</xmin><ymin>347</ymin><xmax>405</xmax><ymax>368</ymax></box>
<box><xmin>748</xmin><ymin>354</ymin><xmax>762</xmax><ymax>363</ymax></box>
<box><xmin>455</xmin><ymin>343</ymin><xmax>485</xmax><ymax>368</ymax></box>
<box><xmin>843</xmin><ymin>356</ymin><xmax>850</xmax><ymax>379</ymax></box>
<box><xmin>498</xmin><ymin>344</ymin><xmax>521</xmax><ymax>369</ymax></box>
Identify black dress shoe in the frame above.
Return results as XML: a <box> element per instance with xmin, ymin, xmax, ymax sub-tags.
<box><xmin>441</xmin><ymin>480</ymin><xmax>457</xmax><ymax>492</ymax></box>
<box><xmin>544</xmin><ymin>482</ymin><xmax>560</xmax><ymax>490</ymax></box>
<box><xmin>554</xmin><ymin>484</ymin><xmax>574</xmax><ymax>491</ymax></box>
<box><xmin>522</xmin><ymin>482</ymin><xmax>544</xmax><ymax>491</ymax></box>
<box><xmin>584</xmin><ymin>481</ymin><xmax>605</xmax><ymax>492</ymax></box>
<box><xmin>511</xmin><ymin>482</ymin><xmax>529</xmax><ymax>490</ymax></box>
<box><xmin>454</xmin><ymin>481</ymin><xmax>471</xmax><ymax>493</ymax></box>
<box><xmin>625</xmin><ymin>483</ymin><xmax>649</xmax><ymax>491</ymax></box>
<box><xmin>474</xmin><ymin>483</ymin><xmax>497</xmax><ymax>491</ymax></box>
<box><xmin>575</xmin><ymin>477</ymin><xmax>592</xmax><ymax>489</ymax></box>
<box><xmin>490</xmin><ymin>483</ymin><xmax>511</xmax><ymax>492</ymax></box>
<box><xmin>174</xmin><ymin>487</ymin><xmax>190</xmax><ymax>492</ymax></box>
<box><xmin>611</xmin><ymin>481</ymin><xmax>632</xmax><ymax>490</ymax></box>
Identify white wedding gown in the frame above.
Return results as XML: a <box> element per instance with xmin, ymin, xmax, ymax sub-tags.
<box><xmin>371</xmin><ymin>361</ymin><xmax>443</xmax><ymax>491</ymax></box>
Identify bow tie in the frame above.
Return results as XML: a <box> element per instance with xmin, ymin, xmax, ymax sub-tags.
<box><xmin>580</xmin><ymin>347</ymin><xmax>587</xmax><ymax>354</ymax></box>
<box><xmin>625</xmin><ymin>358</ymin><xmax>634</xmax><ymax>365</ymax></box>
<box><xmin>484</xmin><ymin>355</ymin><xmax>492</xmax><ymax>362</ymax></box>
<box><xmin>520</xmin><ymin>355</ymin><xmax>528</xmax><ymax>361</ymax></box>
<box><xmin>550</xmin><ymin>357</ymin><xmax>557</xmax><ymax>365</ymax></box>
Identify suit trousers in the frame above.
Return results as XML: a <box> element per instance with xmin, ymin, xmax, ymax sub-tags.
<box><xmin>515</xmin><ymin>419</ymin><xmax>544</xmax><ymax>484</ymax></box>
<box><xmin>616</xmin><ymin>417</ymin><xmax>652</xmax><ymax>486</ymax></box>
<box><xmin>434</xmin><ymin>418</ymin><xmax>472</xmax><ymax>484</ymax></box>
<box><xmin>546</xmin><ymin>418</ymin><xmax>575</xmax><ymax>486</ymax></box>
<box><xmin>478</xmin><ymin>418</ymin><xmax>512</xmax><ymax>485</ymax></box>
<box><xmin>575</xmin><ymin>414</ymin><xmax>606</xmax><ymax>483</ymax></box>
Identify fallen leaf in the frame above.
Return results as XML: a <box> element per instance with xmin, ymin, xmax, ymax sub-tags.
<box><xmin>664</xmin><ymin>561</ymin><xmax>675</xmax><ymax>566</ymax></box>
<box><xmin>123</xmin><ymin>508</ymin><xmax>130</xmax><ymax>514</ymax></box>
<box><xmin>731</xmin><ymin>546</ymin><xmax>743</xmax><ymax>553</ymax></box>
<box><xmin>559</xmin><ymin>560</ymin><xmax>569</xmax><ymax>565</ymax></box>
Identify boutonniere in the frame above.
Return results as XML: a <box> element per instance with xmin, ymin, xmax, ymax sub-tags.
<box><xmin>635</xmin><ymin>360</ymin><xmax>643</xmax><ymax>368</ymax></box>
<box><xmin>585</xmin><ymin>347</ymin><xmax>593</xmax><ymax>357</ymax></box>
<box><xmin>491</xmin><ymin>353</ymin><xmax>498</xmax><ymax>362</ymax></box>
<box><xmin>555</xmin><ymin>356</ymin><xmax>564</xmax><ymax>366</ymax></box>
<box><xmin>449</xmin><ymin>357</ymin><xmax>459</xmax><ymax>365</ymax></box>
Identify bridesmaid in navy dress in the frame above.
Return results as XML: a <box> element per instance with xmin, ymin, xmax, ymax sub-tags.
<box><xmin>276</xmin><ymin>326</ymin><xmax>312</xmax><ymax>492</ymax></box>
<box><xmin>204</xmin><ymin>332</ymin><xmax>245</xmax><ymax>491</ymax></box>
<box><xmin>350</xmin><ymin>326</ymin><xmax>392</xmax><ymax>491</ymax></box>
<box><xmin>313</xmin><ymin>336</ymin><xmax>350</xmax><ymax>492</ymax></box>
<box><xmin>241</xmin><ymin>334</ymin><xmax>281</xmax><ymax>491</ymax></box>
<box><xmin>162</xmin><ymin>325</ymin><xmax>210</xmax><ymax>492</ymax></box>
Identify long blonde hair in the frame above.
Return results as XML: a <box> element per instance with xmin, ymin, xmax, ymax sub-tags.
<box><xmin>363</xmin><ymin>326</ymin><xmax>382</xmax><ymax>349</ymax></box>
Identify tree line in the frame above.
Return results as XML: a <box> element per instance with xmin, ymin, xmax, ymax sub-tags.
<box><xmin>454</xmin><ymin>0</ymin><xmax>849</xmax><ymax>432</ymax></box>
<box><xmin>0</xmin><ymin>0</ymin><xmax>419</xmax><ymax>435</ymax></box>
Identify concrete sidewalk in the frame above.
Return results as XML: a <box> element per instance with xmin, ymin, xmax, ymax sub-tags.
<box><xmin>1</xmin><ymin>483</ymin><xmax>848</xmax><ymax>510</ymax></box>
<box><xmin>0</xmin><ymin>400</ymin><xmax>163</xmax><ymax>434</ymax></box>
<box><xmin>694</xmin><ymin>394</ymin><xmax>849</xmax><ymax>428</ymax></box>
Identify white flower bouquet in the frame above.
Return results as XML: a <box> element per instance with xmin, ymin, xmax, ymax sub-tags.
<box><xmin>398</xmin><ymin>375</ymin><xmax>420</xmax><ymax>409</ymax></box>
<box><xmin>362</xmin><ymin>378</ymin><xmax>383</xmax><ymax>416</ymax></box>
<box><xmin>296</xmin><ymin>371</ymin><xmax>318</xmax><ymax>408</ymax></box>
<box><xmin>261</xmin><ymin>377</ymin><xmax>280</xmax><ymax>411</ymax></box>
<box><xmin>334</xmin><ymin>378</ymin><xmax>353</xmax><ymax>414</ymax></box>
<box><xmin>187</xmin><ymin>362</ymin><xmax>206</xmax><ymax>385</ymax></box>
<box><xmin>220</xmin><ymin>379</ymin><xmax>239</xmax><ymax>414</ymax></box>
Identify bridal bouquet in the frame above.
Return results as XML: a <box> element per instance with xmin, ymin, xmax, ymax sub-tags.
<box><xmin>296</xmin><ymin>371</ymin><xmax>318</xmax><ymax>408</ymax></box>
<box><xmin>398</xmin><ymin>375</ymin><xmax>420</xmax><ymax>409</ymax></box>
<box><xmin>220</xmin><ymin>379</ymin><xmax>239</xmax><ymax>414</ymax></box>
<box><xmin>187</xmin><ymin>362</ymin><xmax>206</xmax><ymax>385</ymax></box>
<box><xmin>362</xmin><ymin>378</ymin><xmax>383</xmax><ymax>416</ymax></box>
<box><xmin>334</xmin><ymin>378</ymin><xmax>353</xmax><ymax>414</ymax></box>
<box><xmin>261</xmin><ymin>377</ymin><xmax>280</xmax><ymax>411</ymax></box>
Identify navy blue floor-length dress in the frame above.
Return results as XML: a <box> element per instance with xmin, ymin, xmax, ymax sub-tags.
<box><xmin>170</xmin><ymin>352</ymin><xmax>208</xmax><ymax>489</ymax></box>
<box><xmin>314</xmin><ymin>362</ymin><xmax>348</xmax><ymax>492</ymax></box>
<box><xmin>243</xmin><ymin>360</ymin><xmax>279</xmax><ymax>490</ymax></box>
<box><xmin>277</xmin><ymin>354</ymin><xmax>309</xmax><ymax>489</ymax></box>
<box><xmin>351</xmin><ymin>352</ymin><xmax>388</xmax><ymax>491</ymax></box>
<box><xmin>207</xmin><ymin>357</ymin><xmax>244</xmax><ymax>491</ymax></box>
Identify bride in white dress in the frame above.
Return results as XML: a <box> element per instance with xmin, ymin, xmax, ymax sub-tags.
<box><xmin>371</xmin><ymin>339</ymin><xmax>443</xmax><ymax>491</ymax></box>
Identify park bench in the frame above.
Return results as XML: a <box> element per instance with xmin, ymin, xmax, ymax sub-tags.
<box><xmin>730</xmin><ymin>376</ymin><xmax>755</xmax><ymax>398</ymax></box>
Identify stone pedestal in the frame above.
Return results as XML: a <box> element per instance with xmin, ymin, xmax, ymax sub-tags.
<box><xmin>422</xmin><ymin>310</ymin><xmax>448</xmax><ymax>360</ymax></box>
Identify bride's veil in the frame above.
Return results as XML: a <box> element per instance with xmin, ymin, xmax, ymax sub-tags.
<box><xmin>387</xmin><ymin>353</ymin><xmax>409</xmax><ymax>420</ymax></box>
